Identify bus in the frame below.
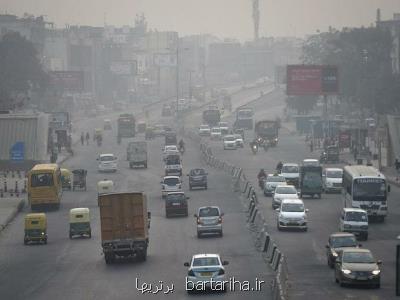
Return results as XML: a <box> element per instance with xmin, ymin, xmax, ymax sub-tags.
<box><xmin>117</xmin><ymin>113</ymin><xmax>135</xmax><ymax>144</ymax></box>
<box><xmin>28</xmin><ymin>164</ymin><xmax>62</xmax><ymax>210</ymax></box>
<box><xmin>235</xmin><ymin>107</ymin><xmax>254</xmax><ymax>130</ymax></box>
<box><xmin>342</xmin><ymin>165</ymin><xmax>390</xmax><ymax>221</ymax></box>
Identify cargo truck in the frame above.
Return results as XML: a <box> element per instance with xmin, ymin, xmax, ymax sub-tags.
<box><xmin>98</xmin><ymin>192</ymin><xmax>151</xmax><ymax>264</ymax></box>
<box><xmin>299</xmin><ymin>165</ymin><xmax>323</xmax><ymax>199</ymax></box>
<box><xmin>127</xmin><ymin>141</ymin><xmax>148</xmax><ymax>168</ymax></box>
<box><xmin>202</xmin><ymin>107</ymin><xmax>221</xmax><ymax>127</ymax></box>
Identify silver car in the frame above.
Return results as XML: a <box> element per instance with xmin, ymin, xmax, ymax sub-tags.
<box><xmin>195</xmin><ymin>206</ymin><xmax>224</xmax><ymax>238</ymax></box>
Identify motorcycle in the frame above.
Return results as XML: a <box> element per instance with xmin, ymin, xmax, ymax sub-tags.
<box><xmin>256</xmin><ymin>137</ymin><xmax>269</xmax><ymax>152</ymax></box>
<box><xmin>179</xmin><ymin>146</ymin><xmax>185</xmax><ymax>155</ymax></box>
<box><xmin>258</xmin><ymin>176</ymin><xmax>266</xmax><ymax>189</ymax></box>
<box><xmin>97</xmin><ymin>137</ymin><xmax>102</xmax><ymax>147</ymax></box>
<box><xmin>251</xmin><ymin>143</ymin><xmax>258</xmax><ymax>154</ymax></box>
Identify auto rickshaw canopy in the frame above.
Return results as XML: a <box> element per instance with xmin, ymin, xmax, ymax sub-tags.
<box><xmin>69</xmin><ymin>208</ymin><xmax>90</xmax><ymax>223</ymax></box>
<box><xmin>25</xmin><ymin>213</ymin><xmax>47</xmax><ymax>230</ymax></box>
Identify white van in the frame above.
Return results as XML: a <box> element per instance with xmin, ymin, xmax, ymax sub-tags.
<box><xmin>339</xmin><ymin>208</ymin><xmax>369</xmax><ymax>240</ymax></box>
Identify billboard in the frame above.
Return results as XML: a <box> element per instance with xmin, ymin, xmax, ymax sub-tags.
<box><xmin>287</xmin><ymin>65</ymin><xmax>338</xmax><ymax>96</ymax></box>
<box><xmin>50</xmin><ymin>71</ymin><xmax>84</xmax><ymax>92</ymax></box>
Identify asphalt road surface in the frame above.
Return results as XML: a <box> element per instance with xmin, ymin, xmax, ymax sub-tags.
<box><xmin>202</xmin><ymin>88</ymin><xmax>400</xmax><ymax>300</ymax></box>
<box><xmin>0</xmin><ymin>88</ymin><xmax>273</xmax><ymax>300</ymax></box>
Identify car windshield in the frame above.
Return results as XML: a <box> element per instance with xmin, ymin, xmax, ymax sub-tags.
<box><xmin>326</xmin><ymin>170</ymin><xmax>342</xmax><ymax>178</ymax></box>
<box><xmin>303</xmin><ymin>160</ymin><xmax>319</xmax><ymax>166</ymax></box>
<box><xmin>164</xmin><ymin>178</ymin><xmax>179</xmax><ymax>186</ymax></box>
<box><xmin>199</xmin><ymin>207</ymin><xmax>220</xmax><ymax>217</ymax></box>
<box><xmin>282</xmin><ymin>166</ymin><xmax>299</xmax><ymax>173</ymax></box>
<box><xmin>267</xmin><ymin>176</ymin><xmax>286</xmax><ymax>183</ymax></box>
<box><xmin>100</xmin><ymin>156</ymin><xmax>114</xmax><ymax>161</ymax></box>
<box><xmin>165</xmin><ymin>146</ymin><xmax>177</xmax><ymax>151</ymax></box>
<box><xmin>192</xmin><ymin>257</ymin><xmax>219</xmax><ymax>267</ymax></box>
<box><xmin>331</xmin><ymin>236</ymin><xmax>357</xmax><ymax>248</ymax></box>
<box><xmin>233</xmin><ymin>135</ymin><xmax>242</xmax><ymax>140</ymax></box>
<box><xmin>31</xmin><ymin>173</ymin><xmax>54</xmax><ymax>187</ymax></box>
<box><xmin>190</xmin><ymin>169</ymin><xmax>205</xmax><ymax>176</ymax></box>
<box><xmin>211</xmin><ymin>128</ymin><xmax>221</xmax><ymax>133</ymax></box>
<box><xmin>166</xmin><ymin>194</ymin><xmax>185</xmax><ymax>202</ymax></box>
<box><xmin>342</xmin><ymin>252</ymin><xmax>375</xmax><ymax>264</ymax></box>
<box><xmin>345</xmin><ymin>211</ymin><xmax>367</xmax><ymax>222</ymax></box>
<box><xmin>276</xmin><ymin>186</ymin><xmax>296</xmax><ymax>194</ymax></box>
<box><xmin>166</xmin><ymin>156</ymin><xmax>180</xmax><ymax>164</ymax></box>
<box><xmin>281</xmin><ymin>203</ymin><xmax>304</xmax><ymax>212</ymax></box>
<box><xmin>219</xmin><ymin>123</ymin><xmax>228</xmax><ymax>127</ymax></box>
<box><xmin>224</xmin><ymin>136</ymin><xmax>235</xmax><ymax>141</ymax></box>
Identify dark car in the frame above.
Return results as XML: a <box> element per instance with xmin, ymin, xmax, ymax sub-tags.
<box><xmin>334</xmin><ymin>248</ymin><xmax>381</xmax><ymax>288</ymax></box>
<box><xmin>165</xmin><ymin>192</ymin><xmax>189</xmax><ymax>218</ymax></box>
<box><xmin>326</xmin><ymin>232</ymin><xmax>359</xmax><ymax>268</ymax></box>
<box><xmin>188</xmin><ymin>168</ymin><xmax>208</xmax><ymax>190</ymax></box>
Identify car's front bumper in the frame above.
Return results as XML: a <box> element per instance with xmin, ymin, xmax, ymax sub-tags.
<box><xmin>278</xmin><ymin>219</ymin><xmax>307</xmax><ymax>229</ymax></box>
<box><xmin>339</xmin><ymin>272</ymin><xmax>380</xmax><ymax>286</ymax></box>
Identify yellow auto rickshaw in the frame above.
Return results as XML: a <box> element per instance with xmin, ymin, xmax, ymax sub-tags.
<box><xmin>97</xmin><ymin>179</ymin><xmax>114</xmax><ymax>196</ymax></box>
<box><xmin>69</xmin><ymin>208</ymin><xmax>91</xmax><ymax>239</ymax></box>
<box><xmin>24</xmin><ymin>213</ymin><xmax>47</xmax><ymax>245</ymax></box>
<box><xmin>61</xmin><ymin>168</ymin><xmax>72</xmax><ymax>190</ymax></box>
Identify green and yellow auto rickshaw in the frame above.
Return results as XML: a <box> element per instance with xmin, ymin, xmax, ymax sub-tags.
<box><xmin>24</xmin><ymin>213</ymin><xmax>47</xmax><ymax>245</ymax></box>
<box><xmin>61</xmin><ymin>168</ymin><xmax>72</xmax><ymax>190</ymax></box>
<box><xmin>69</xmin><ymin>208</ymin><xmax>91</xmax><ymax>239</ymax></box>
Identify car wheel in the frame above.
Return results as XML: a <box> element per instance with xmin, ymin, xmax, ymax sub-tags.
<box><xmin>363</xmin><ymin>233</ymin><xmax>368</xmax><ymax>241</ymax></box>
<box><xmin>24</xmin><ymin>239</ymin><xmax>27</xmax><ymax>245</ymax></box>
<box><xmin>220</xmin><ymin>231</ymin><xmax>223</xmax><ymax>237</ymax></box>
<box><xmin>69</xmin><ymin>233</ymin><xmax>73</xmax><ymax>239</ymax></box>
<box><xmin>375</xmin><ymin>282</ymin><xmax>381</xmax><ymax>289</ymax></box>
<box><xmin>317</xmin><ymin>194</ymin><xmax>321</xmax><ymax>199</ymax></box>
<box><xmin>204</xmin><ymin>184</ymin><xmax>208</xmax><ymax>190</ymax></box>
<box><xmin>197</xmin><ymin>232</ymin><xmax>201</xmax><ymax>238</ymax></box>
<box><xmin>328</xmin><ymin>258</ymin><xmax>332</xmax><ymax>268</ymax></box>
<box><xmin>277</xmin><ymin>222</ymin><xmax>281</xmax><ymax>231</ymax></box>
<box><xmin>335</xmin><ymin>274</ymin><xmax>339</xmax><ymax>283</ymax></box>
<box><xmin>303</xmin><ymin>227</ymin><xmax>308</xmax><ymax>232</ymax></box>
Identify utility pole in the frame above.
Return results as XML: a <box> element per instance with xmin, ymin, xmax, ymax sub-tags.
<box><xmin>252</xmin><ymin>0</ymin><xmax>260</xmax><ymax>41</ymax></box>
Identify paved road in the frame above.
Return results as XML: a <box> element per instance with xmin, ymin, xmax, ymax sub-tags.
<box><xmin>0</xmin><ymin>88</ymin><xmax>273</xmax><ymax>300</ymax></box>
<box><xmin>199</xmin><ymin>88</ymin><xmax>400</xmax><ymax>300</ymax></box>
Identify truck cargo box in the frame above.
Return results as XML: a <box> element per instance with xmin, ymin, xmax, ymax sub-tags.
<box><xmin>98</xmin><ymin>192</ymin><xmax>150</xmax><ymax>263</ymax></box>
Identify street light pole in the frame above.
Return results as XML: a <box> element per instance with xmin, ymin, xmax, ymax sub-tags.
<box><xmin>176</xmin><ymin>42</ymin><xmax>179</xmax><ymax>117</ymax></box>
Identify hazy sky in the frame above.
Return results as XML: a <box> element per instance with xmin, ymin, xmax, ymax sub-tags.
<box><xmin>1</xmin><ymin>0</ymin><xmax>399</xmax><ymax>40</ymax></box>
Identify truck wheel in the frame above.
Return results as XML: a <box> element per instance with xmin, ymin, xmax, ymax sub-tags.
<box><xmin>363</xmin><ymin>233</ymin><xmax>368</xmax><ymax>241</ymax></box>
<box><xmin>88</xmin><ymin>231</ymin><xmax>92</xmax><ymax>238</ymax></box>
<box><xmin>44</xmin><ymin>238</ymin><xmax>47</xmax><ymax>245</ymax></box>
<box><xmin>138</xmin><ymin>250</ymin><xmax>147</xmax><ymax>261</ymax></box>
<box><xmin>69</xmin><ymin>232</ymin><xmax>73</xmax><ymax>239</ymax></box>
<box><xmin>24</xmin><ymin>239</ymin><xmax>27</xmax><ymax>245</ymax></box>
<box><xmin>144</xmin><ymin>163</ymin><xmax>147</xmax><ymax>168</ymax></box>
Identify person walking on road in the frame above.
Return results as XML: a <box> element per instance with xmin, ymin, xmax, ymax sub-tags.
<box><xmin>85</xmin><ymin>132</ymin><xmax>90</xmax><ymax>145</ymax></box>
<box><xmin>80</xmin><ymin>132</ymin><xmax>84</xmax><ymax>146</ymax></box>
<box><xmin>395</xmin><ymin>158</ymin><xmax>400</xmax><ymax>173</ymax></box>
<box><xmin>309</xmin><ymin>140</ymin><xmax>314</xmax><ymax>153</ymax></box>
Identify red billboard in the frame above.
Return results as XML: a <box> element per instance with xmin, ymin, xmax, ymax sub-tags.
<box><xmin>50</xmin><ymin>71</ymin><xmax>84</xmax><ymax>92</ymax></box>
<box><xmin>286</xmin><ymin>65</ymin><xmax>338</xmax><ymax>96</ymax></box>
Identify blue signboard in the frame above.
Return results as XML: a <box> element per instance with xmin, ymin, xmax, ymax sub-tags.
<box><xmin>10</xmin><ymin>142</ymin><xmax>25</xmax><ymax>161</ymax></box>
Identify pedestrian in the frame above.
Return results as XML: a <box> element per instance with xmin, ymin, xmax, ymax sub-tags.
<box><xmin>353</xmin><ymin>147</ymin><xmax>358</xmax><ymax>161</ymax></box>
<box><xmin>85</xmin><ymin>132</ymin><xmax>90</xmax><ymax>145</ymax></box>
<box><xmin>395</xmin><ymin>158</ymin><xmax>400</xmax><ymax>173</ymax></box>
<box><xmin>57</xmin><ymin>142</ymin><xmax>62</xmax><ymax>153</ymax></box>
<box><xmin>309</xmin><ymin>141</ymin><xmax>313</xmax><ymax>153</ymax></box>
<box><xmin>80</xmin><ymin>132</ymin><xmax>84</xmax><ymax>145</ymax></box>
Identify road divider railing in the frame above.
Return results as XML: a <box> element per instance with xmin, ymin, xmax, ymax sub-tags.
<box><xmin>187</xmin><ymin>131</ymin><xmax>289</xmax><ymax>299</ymax></box>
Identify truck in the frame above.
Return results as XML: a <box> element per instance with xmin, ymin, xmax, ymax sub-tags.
<box><xmin>299</xmin><ymin>165</ymin><xmax>323</xmax><ymax>199</ymax></box>
<box><xmin>98</xmin><ymin>192</ymin><xmax>151</xmax><ymax>264</ymax></box>
<box><xmin>127</xmin><ymin>141</ymin><xmax>148</xmax><ymax>168</ymax></box>
<box><xmin>165</xmin><ymin>131</ymin><xmax>177</xmax><ymax>146</ymax></box>
<box><xmin>234</xmin><ymin>107</ymin><xmax>254</xmax><ymax>130</ymax></box>
<box><xmin>117</xmin><ymin>113</ymin><xmax>135</xmax><ymax>144</ymax></box>
<box><xmin>255</xmin><ymin>120</ymin><xmax>280</xmax><ymax>147</ymax></box>
<box><xmin>0</xmin><ymin>112</ymin><xmax>49</xmax><ymax>170</ymax></box>
<box><xmin>202</xmin><ymin>106</ymin><xmax>221</xmax><ymax>127</ymax></box>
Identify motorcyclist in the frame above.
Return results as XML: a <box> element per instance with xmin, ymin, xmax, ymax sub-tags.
<box><xmin>178</xmin><ymin>139</ymin><xmax>185</xmax><ymax>152</ymax></box>
<box><xmin>257</xmin><ymin>168</ymin><xmax>267</xmax><ymax>188</ymax></box>
<box><xmin>276</xmin><ymin>161</ymin><xmax>283</xmax><ymax>173</ymax></box>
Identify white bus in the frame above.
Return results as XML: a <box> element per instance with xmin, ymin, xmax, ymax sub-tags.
<box><xmin>342</xmin><ymin>165</ymin><xmax>390</xmax><ymax>222</ymax></box>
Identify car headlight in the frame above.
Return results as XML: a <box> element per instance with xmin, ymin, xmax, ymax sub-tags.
<box><xmin>332</xmin><ymin>251</ymin><xmax>338</xmax><ymax>257</ymax></box>
<box><xmin>372</xmin><ymin>270</ymin><xmax>380</xmax><ymax>275</ymax></box>
<box><xmin>41</xmin><ymin>232</ymin><xmax>45</xmax><ymax>235</ymax></box>
<box><xmin>342</xmin><ymin>269</ymin><xmax>351</xmax><ymax>275</ymax></box>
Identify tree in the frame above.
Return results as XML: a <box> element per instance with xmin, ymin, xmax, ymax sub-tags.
<box><xmin>0</xmin><ymin>32</ymin><xmax>48</xmax><ymax>109</ymax></box>
<box><xmin>302</xmin><ymin>27</ymin><xmax>395</xmax><ymax>113</ymax></box>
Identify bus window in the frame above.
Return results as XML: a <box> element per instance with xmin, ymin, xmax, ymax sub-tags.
<box><xmin>31</xmin><ymin>173</ymin><xmax>54</xmax><ymax>187</ymax></box>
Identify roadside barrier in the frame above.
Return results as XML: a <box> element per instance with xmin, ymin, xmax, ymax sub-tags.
<box><xmin>185</xmin><ymin>131</ymin><xmax>289</xmax><ymax>300</ymax></box>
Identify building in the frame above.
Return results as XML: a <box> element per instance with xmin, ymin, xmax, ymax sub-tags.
<box><xmin>377</xmin><ymin>11</ymin><xmax>400</xmax><ymax>74</ymax></box>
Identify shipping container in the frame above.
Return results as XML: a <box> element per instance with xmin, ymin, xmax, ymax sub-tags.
<box><xmin>98</xmin><ymin>192</ymin><xmax>150</xmax><ymax>264</ymax></box>
<box><xmin>0</xmin><ymin>112</ymin><xmax>49</xmax><ymax>170</ymax></box>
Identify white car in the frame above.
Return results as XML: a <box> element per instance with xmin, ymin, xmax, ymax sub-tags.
<box><xmin>97</xmin><ymin>154</ymin><xmax>118</xmax><ymax>172</ymax></box>
<box><xmin>272</xmin><ymin>185</ymin><xmax>299</xmax><ymax>209</ymax></box>
<box><xmin>161</xmin><ymin>176</ymin><xmax>182</xmax><ymax>198</ymax></box>
<box><xmin>163</xmin><ymin>145</ymin><xmax>179</xmax><ymax>159</ymax></box>
<box><xmin>233</xmin><ymin>134</ymin><xmax>244</xmax><ymax>148</ymax></box>
<box><xmin>223</xmin><ymin>135</ymin><xmax>237</xmax><ymax>150</ymax></box>
<box><xmin>323</xmin><ymin>168</ymin><xmax>343</xmax><ymax>193</ymax></box>
<box><xmin>210</xmin><ymin>127</ymin><xmax>222</xmax><ymax>140</ymax></box>
<box><xmin>339</xmin><ymin>208</ymin><xmax>369</xmax><ymax>240</ymax></box>
<box><xmin>198</xmin><ymin>124</ymin><xmax>211</xmax><ymax>136</ymax></box>
<box><xmin>184</xmin><ymin>254</ymin><xmax>229</xmax><ymax>293</ymax></box>
<box><xmin>218</xmin><ymin>122</ymin><xmax>229</xmax><ymax>135</ymax></box>
<box><xmin>280</xmin><ymin>163</ymin><xmax>300</xmax><ymax>186</ymax></box>
<box><xmin>277</xmin><ymin>199</ymin><xmax>308</xmax><ymax>231</ymax></box>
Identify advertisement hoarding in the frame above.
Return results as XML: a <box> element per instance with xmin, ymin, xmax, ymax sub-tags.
<box><xmin>287</xmin><ymin>65</ymin><xmax>338</xmax><ymax>96</ymax></box>
<box><xmin>50</xmin><ymin>71</ymin><xmax>84</xmax><ymax>92</ymax></box>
